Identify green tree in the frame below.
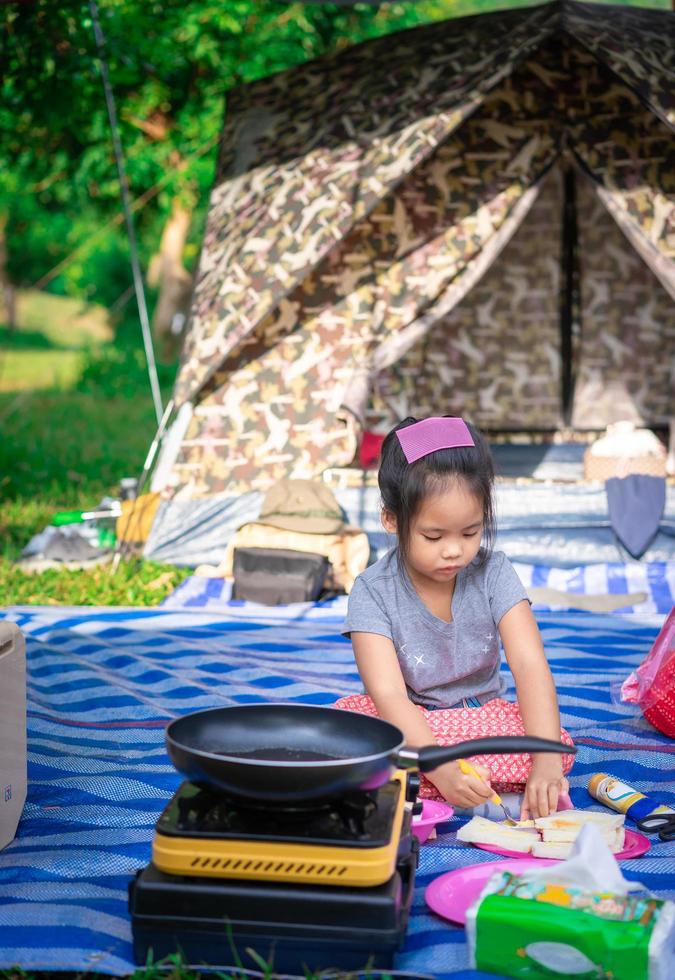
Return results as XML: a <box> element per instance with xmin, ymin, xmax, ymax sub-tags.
<box><xmin>2</xmin><ymin>0</ymin><xmax>665</xmax><ymax>341</ymax></box>
<box><xmin>0</xmin><ymin>0</ymin><xmax>463</xmax><ymax>342</ymax></box>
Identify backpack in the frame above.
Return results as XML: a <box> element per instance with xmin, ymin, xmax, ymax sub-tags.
<box><xmin>231</xmin><ymin>547</ymin><xmax>330</xmax><ymax>605</ymax></box>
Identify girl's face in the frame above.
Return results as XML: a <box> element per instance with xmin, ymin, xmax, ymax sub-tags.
<box><xmin>384</xmin><ymin>478</ymin><xmax>484</xmax><ymax>587</ymax></box>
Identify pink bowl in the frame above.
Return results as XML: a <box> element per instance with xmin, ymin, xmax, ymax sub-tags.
<box><xmin>412</xmin><ymin>799</ymin><xmax>454</xmax><ymax>843</ymax></box>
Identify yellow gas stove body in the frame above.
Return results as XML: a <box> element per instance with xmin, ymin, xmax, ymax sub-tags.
<box><xmin>152</xmin><ymin>770</ymin><xmax>408</xmax><ymax>888</ymax></box>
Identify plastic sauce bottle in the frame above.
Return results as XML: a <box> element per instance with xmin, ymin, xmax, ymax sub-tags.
<box><xmin>588</xmin><ymin>773</ymin><xmax>675</xmax><ymax>821</ymax></box>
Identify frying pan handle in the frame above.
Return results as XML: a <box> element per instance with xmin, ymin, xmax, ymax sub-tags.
<box><xmin>400</xmin><ymin>736</ymin><xmax>576</xmax><ymax>773</ymax></box>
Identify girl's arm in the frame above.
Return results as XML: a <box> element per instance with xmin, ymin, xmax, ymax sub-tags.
<box><xmin>351</xmin><ymin>631</ymin><xmax>493</xmax><ymax>808</ymax></box>
<box><xmin>499</xmin><ymin>600</ymin><xmax>569</xmax><ymax>819</ymax></box>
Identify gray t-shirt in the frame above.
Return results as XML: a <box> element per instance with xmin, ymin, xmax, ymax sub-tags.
<box><xmin>342</xmin><ymin>548</ymin><xmax>528</xmax><ymax>708</ymax></box>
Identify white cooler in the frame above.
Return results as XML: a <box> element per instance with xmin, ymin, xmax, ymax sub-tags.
<box><xmin>0</xmin><ymin>622</ymin><xmax>27</xmax><ymax>850</ymax></box>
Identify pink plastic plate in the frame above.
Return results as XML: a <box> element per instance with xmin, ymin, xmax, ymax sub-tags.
<box><xmin>425</xmin><ymin>858</ymin><xmax>558</xmax><ymax>925</ymax></box>
<box><xmin>412</xmin><ymin>800</ymin><xmax>454</xmax><ymax>843</ymax></box>
<box><xmin>474</xmin><ymin>828</ymin><xmax>650</xmax><ymax>861</ymax></box>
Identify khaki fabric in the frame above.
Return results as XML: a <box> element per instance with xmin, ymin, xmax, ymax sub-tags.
<box><xmin>259</xmin><ymin>479</ymin><xmax>344</xmax><ymax>534</ymax></box>
<box><xmin>528</xmin><ymin>587</ymin><xmax>649</xmax><ymax>613</ymax></box>
<box><xmin>199</xmin><ymin>522</ymin><xmax>370</xmax><ymax>594</ymax></box>
<box><xmin>115</xmin><ymin>494</ymin><xmax>161</xmax><ymax>544</ymax></box>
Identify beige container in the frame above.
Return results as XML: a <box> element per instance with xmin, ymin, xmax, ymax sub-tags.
<box><xmin>583</xmin><ymin>423</ymin><xmax>667</xmax><ymax>481</ymax></box>
<box><xmin>0</xmin><ymin>622</ymin><xmax>27</xmax><ymax>850</ymax></box>
<box><xmin>583</xmin><ymin>450</ymin><xmax>667</xmax><ymax>481</ymax></box>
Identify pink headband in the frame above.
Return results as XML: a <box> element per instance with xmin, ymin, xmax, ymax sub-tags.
<box><xmin>396</xmin><ymin>417</ymin><xmax>475</xmax><ymax>464</ymax></box>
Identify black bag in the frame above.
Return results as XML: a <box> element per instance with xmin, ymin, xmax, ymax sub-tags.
<box><xmin>231</xmin><ymin>547</ymin><xmax>330</xmax><ymax>605</ymax></box>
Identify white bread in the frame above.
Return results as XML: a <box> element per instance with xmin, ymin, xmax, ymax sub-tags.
<box><xmin>458</xmin><ymin>808</ymin><xmax>627</xmax><ymax>857</ymax></box>
<box><xmin>540</xmin><ymin>828</ymin><xmax>584</xmax><ymax>842</ymax></box>
<box><xmin>457</xmin><ymin>815</ymin><xmax>538</xmax><ymax>853</ymax></box>
<box><xmin>540</xmin><ymin>827</ymin><xmax>617</xmax><ymax>844</ymax></box>
<box><xmin>459</xmin><ymin>814</ymin><xmax>539</xmax><ymax>839</ymax></box>
<box><xmin>541</xmin><ymin>821</ymin><xmax>626</xmax><ymax>856</ymax></box>
<box><xmin>459</xmin><ymin>830</ymin><xmax>535</xmax><ymax>853</ymax></box>
<box><xmin>534</xmin><ymin>809</ymin><xmax>625</xmax><ymax>833</ymax></box>
<box><xmin>531</xmin><ymin>840</ymin><xmax>574</xmax><ymax>859</ymax></box>
<box><xmin>532</xmin><ymin>831</ymin><xmax>624</xmax><ymax>858</ymax></box>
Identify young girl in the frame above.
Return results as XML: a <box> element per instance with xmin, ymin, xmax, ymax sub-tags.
<box><xmin>334</xmin><ymin>416</ymin><xmax>574</xmax><ymax>820</ymax></box>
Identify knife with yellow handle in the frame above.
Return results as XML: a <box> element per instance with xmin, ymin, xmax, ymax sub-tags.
<box><xmin>458</xmin><ymin>758</ymin><xmax>518</xmax><ymax>824</ymax></box>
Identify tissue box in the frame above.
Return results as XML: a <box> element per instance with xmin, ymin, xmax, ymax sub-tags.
<box><xmin>466</xmin><ymin>871</ymin><xmax>675</xmax><ymax>980</ymax></box>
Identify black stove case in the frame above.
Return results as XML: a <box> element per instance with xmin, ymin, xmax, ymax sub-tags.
<box><xmin>129</xmin><ymin>824</ymin><xmax>418</xmax><ymax>973</ymax></box>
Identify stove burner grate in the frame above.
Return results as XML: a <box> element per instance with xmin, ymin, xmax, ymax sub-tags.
<box><xmin>161</xmin><ymin>780</ymin><xmax>396</xmax><ymax>847</ymax></box>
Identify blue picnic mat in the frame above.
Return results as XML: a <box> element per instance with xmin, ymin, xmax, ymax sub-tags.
<box><xmin>163</xmin><ymin>559</ymin><xmax>675</xmax><ymax>615</ymax></box>
<box><xmin>0</xmin><ymin>602</ymin><xmax>673</xmax><ymax>978</ymax></box>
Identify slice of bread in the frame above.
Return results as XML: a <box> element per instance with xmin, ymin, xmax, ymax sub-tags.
<box><xmin>540</xmin><ymin>828</ymin><xmax>579</xmax><ymax>842</ymax></box>
<box><xmin>540</xmin><ymin>827</ymin><xmax>617</xmax><ymax>844</ymax></box>
<box><xmin>534</xmin><ymin>809</ymin><xmax>625</xmax><ymax>833</ymax></box>
<box><xmin>457</xmin><ymin>815</ymin><xmax>538</xmax><ymax>853</ymax></box>
<box><xmin>535</xmin><ymin>811</ymin><xmax>626</xmax><ymax>852</ymax></box>
<box><xmin>533</xmin><ymin>832</ymin><xmax>624</xmax><ymax>858</ymax></box>
<box><xmin>531</xmin><ymin>840</ymin><xmax>574</xmax><ymax>859</ymax></box>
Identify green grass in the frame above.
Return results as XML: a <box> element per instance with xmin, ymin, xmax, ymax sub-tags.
<box><xmin>0</xmin><ymin>550</ymin><xmax>190</xmax><ymax>606</ymax></box>
<box><xmin>12</xmin><ymin>290</ymin><xmax>113</xmax><ymax>347</ymax></box>
<box><xmin>0</xmin><ymin>390</ymin><xmax>161</xmax><ymax>507</ymax></box>
<box><xmin>0</xmin><ymin>292</ymin><xmax>188</xmax><ymax>606</ymax></box>
<box><xmin>0</xmin><ymin>349</ymin><xmax>85</xmax><ymax>391</ymax></box>
<box><xmin>0</xmin><ymin>292</ymin><xmax>111</xmax><ymax>393</ymax></box>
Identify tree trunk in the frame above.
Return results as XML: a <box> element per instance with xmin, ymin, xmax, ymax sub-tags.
<box><xmin>0</xmin><ymin>216</ymin><xmax>17</xmax><ymax>332</ymax></box>
<box><xmin>148</xmin><ymin>198</ymin><xmax>193</xmax><ymax>360</ymax></box>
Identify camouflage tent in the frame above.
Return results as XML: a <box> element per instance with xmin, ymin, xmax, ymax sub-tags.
<box><xmin>159</xmin><ymin>0</ymin><xmax>674</xmax><ymax>498</ymax></box>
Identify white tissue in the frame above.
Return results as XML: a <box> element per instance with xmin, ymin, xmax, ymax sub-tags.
<box><xmin>516</xmin><ymin>823</ymin><xmax>642</xmax><ymax>893</ymax></box>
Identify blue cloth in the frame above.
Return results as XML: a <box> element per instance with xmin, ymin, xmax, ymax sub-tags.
<box><xmin>0</xmin><ymin>603</ymin><xmax>673</xmax><ymax>977</ymax></box>
<box><xmin>606</xmin><ymin>475</ymin><xmax>666</xmax><ymax>559</ymax></box>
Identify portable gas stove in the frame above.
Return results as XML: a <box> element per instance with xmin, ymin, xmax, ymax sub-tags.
<box><xmin>152</xmin><ymin>769</ymin><xmax>410</xmax><ymax>887</ymax></box>
<box><xmin>129</xmin><ymin>771</ymin><xmax>420</xmax><ymax>972</ymax></box>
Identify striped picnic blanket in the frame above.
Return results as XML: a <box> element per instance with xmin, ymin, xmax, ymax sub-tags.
<box><xmin>164</xmin><ymin>558</ymin><xmax>675</xmax><ymax>615</ymax></box>
<box><xmin>0</xmin><ymin>602</ymin><xmax>673</xmax><ymax>978</ymax></box>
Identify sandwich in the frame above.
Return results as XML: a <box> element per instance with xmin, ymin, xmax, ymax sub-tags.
<box><xmin>531</xmin><ymin>810</ymin><xmax>625</xmax><ymax>857</ymax></box>
<box><xmin>456</xmin><ymin>815</ymin><xmax>539</xmax><ymax>853</ymax></box>
<box><xmin>534</xmin><ymin>810</ymin><xmax>624</xmax><ymax>833</ymax></box>
<box><xmin>457</xmin><ymin>808</ymin><xmax>626</xmax><ymax>857</ymax></box>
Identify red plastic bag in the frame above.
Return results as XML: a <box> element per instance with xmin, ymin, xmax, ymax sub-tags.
<box><xmin>621</xmin><ymin>607</ymin><xmax>675</xmax><ymax>737</ymax></box>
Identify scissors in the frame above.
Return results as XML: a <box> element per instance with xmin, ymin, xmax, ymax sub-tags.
<box><xmin>635</xmin><ymin>812</ymin><xmax>675</xmax><ymax>842</ymax></box>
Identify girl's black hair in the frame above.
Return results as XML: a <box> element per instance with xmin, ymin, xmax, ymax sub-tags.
<box><xmin>378</xmin><ymin>416</ymin><xmax>496</xmax><ymax>567</ymax></box>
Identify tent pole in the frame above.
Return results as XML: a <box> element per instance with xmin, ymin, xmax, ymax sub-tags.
<box><xmin>560</xmin><ymin>165</ymin><xmax>579</xmax><ymax>428</ymax></box>
<box><xmin>89</xmin><ymin>0</ymin><xmax>164</xmax><ymax>426</ymax></box>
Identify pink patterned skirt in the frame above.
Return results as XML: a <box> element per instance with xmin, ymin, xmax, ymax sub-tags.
<box><xmin>332</xmin><ymin>694</ymin><xmax>575</xmax><ymax>799</ymax></box>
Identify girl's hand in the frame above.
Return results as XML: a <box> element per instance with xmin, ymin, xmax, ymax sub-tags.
<box><xmin>428</xmin><ymin>760</ymin><xmax>494</xmax><ymax>809</ymax></box>
<box><xmin>521</xmin><ymin>757</ymin><xmax>569</xmax><ymax>820</ymax></box>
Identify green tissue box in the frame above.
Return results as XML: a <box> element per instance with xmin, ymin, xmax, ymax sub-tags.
<box><xmin>466</xmin><ymin>871</ymin><xmax>675</xmax><ymax>980</ymax></box>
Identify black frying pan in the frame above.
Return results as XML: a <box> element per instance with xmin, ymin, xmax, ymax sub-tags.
<box><xmin>166</xmin><ymin>703</ymin><xmax>575</xmax><ymax>803</ymax></box>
